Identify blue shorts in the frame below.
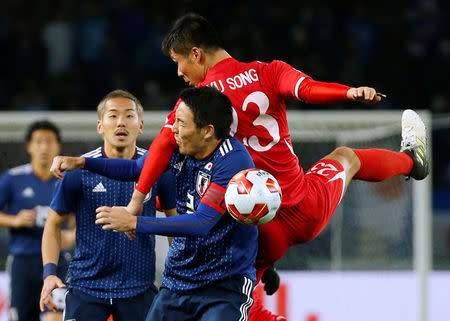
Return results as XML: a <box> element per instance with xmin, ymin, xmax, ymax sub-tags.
<box><xmin>8</xmin><ymin>253</ymin><xmax>69</xmax><ymax>321</ymax></box>
<box><xmin>146</xmin><ymin>275</ymin><xmax>254</xmax><ymax>321</ymax></box>
<box><xmin>64</xmin><ymin>285</ymin><xmax>157</xmax><ymax>321</ymax></box>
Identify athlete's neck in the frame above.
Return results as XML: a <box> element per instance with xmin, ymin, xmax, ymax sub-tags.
<box><xmin>194</xmin><ymin>138</ymin><xmax>222</xmax><ymax>160</ymax></box>
<box><xmin>204</xmin><ymin>49</ymin><xmax>232</xmax><ymax>73</ymax></box>
<box><xmin>104</xmin><ymin>143</ymin><xmax>136</xmax><ymax>159</ymax></box>
<box><xmin>31</xmin><ymin>160</ymin><xmax>53</xmax><ymax>181</ymax></box>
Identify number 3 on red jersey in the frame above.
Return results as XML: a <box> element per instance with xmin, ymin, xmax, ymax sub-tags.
<box><xmin>230</xmin><ymin>91</ymin><xmax>280</xmax><ymax>152</ymax></box>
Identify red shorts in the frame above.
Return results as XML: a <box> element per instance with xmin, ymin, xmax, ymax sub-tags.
<box><xmin>255</xmin><ymin>158</ymin><xmax>345</xmax><ymax>281</ymax></box>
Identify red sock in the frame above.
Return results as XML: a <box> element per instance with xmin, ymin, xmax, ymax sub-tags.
<box><xmin>353</xmin><ymin>148</ymin><xmax>413</xmax><ymax>181</ymax></box>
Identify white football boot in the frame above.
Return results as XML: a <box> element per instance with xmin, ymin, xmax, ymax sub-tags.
<box><xmin>400</xmin><ymin>109</ymin><xmax>429</xmax><ymax>180</ymax></box>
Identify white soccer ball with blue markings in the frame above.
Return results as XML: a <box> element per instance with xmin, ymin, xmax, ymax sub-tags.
<box><xmin>225</xmin><ymin>169</ymin><xmax>282</xmax><ymax>225</ymax></box>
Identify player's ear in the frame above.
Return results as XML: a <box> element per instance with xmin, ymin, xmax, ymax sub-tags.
<box><xmin>203</xmin><ymin>124</ymin><xmax>215</xmax><ymax>139</ymax></box>
<box><xmin>191</xmin><ymin>47</ymin><xmax>202</xmax><ymax>63</ymax></box>
<box><xmin>138</xmin><ymin>120</ymin><xmax>144</xmax><ymax>135</ymax></box>
<box><xmin>97</xmin><ymin>120</ymin><xmax>103</xmax><ymax>135</ymax></box>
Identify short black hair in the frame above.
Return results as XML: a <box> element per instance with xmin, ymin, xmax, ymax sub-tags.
<box><xmin>97</xmin><ymin>89</ymin><xmax>144</xmax><ymax>120</ymax></box>
<box><xmin>162</xmin><ymin>13</ymin><xmax>223</xmax><ymax>56</ymax></box>
<box><xmin>25</xmin><ymin>120</ymin><xmax>61</xmax><ymax>143</ymax></box>
<box><xmin>179</xmin><ymin>86</ymin><xmax>232</xmax><ymax>140</ymax></box>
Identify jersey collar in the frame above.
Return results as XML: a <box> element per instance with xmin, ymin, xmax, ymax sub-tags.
<box><xmin>101</xmin><ymin>147</ymin><xmax>139</xmax><ymax>159</ymax></box>
<box><xmin>201</xmin><ymin>58</ymin><xmax>237</xmax><ymax>85</ymax></box>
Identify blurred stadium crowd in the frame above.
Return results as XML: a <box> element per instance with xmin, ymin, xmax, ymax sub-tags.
<box><xmin>0</xmin><ymin>0</ymin><xmax>449</xmax><ymax>113</ymax></box>
<box><xmin>0</xmin><ymin>1</ymin><xmax>449</xmax><ymax>214</ymax></box>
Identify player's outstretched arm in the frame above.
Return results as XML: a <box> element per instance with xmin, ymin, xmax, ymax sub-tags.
<box><xmin>95</xmin><ymin>202</ymin><xmax>222</xmax><ymax>237</ymax></box>
<box><xmin>84</xmin><ymin>157</ymin><xmax>143</xmax><ymax>181</ymax></box>
<box><xmin>53</xmin><ymin>155</ymin><xmax>143</xmax><ymax>181</ymax></box>
<box><xmin>51</xmin><ymin>156</ymin><xmax>85</xmax><ymax>179</ymax></box>
<box><xmin>346</xmin><ymin>86</ymin><xmax>383</xmax><ymax>104</ymax></box>
<box><xmin>40</xmin><ymin>209</ymin><xmax>67</xmax><ymax>312</ymax></box>
<box><xmin>163</xmin><ymin>208</ymin><xmax>177</xmax><ymax>245</ymax></box>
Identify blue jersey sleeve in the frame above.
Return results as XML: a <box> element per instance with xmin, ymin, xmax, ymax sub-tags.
<box><xmin>156</xmin><ymin>170</ymin><xmax>176</xmax><ymax>210</ymax></box>
<box><xmin>212</xmin><ymin>149</ymin><xmax>255</xmax><ymax>188</ymax></box>
<box><xmin>83</xmin><ymin>152</ymin><xmax>146</xmax><ymax>181</ymax></box>
<box><xmin>135</xmin><ymin>146</ymin><xmax>255</xmax><ymax>237</ymax></box>
<box><xmin>198</xmin><ymin>148</ymin><xmax>254</xmax><ymax>215</ymax></box>
<box><xmin>136</xmin><ymin>202</ymin><xmax>221</xmax><ymax>237</ymax></box>
<box><xmin>0</xmin><ymin>172</ymin><xmax>12</xmax><ymax>210</ymax></box>
<box><xmin>50</xmin><ymin>170</ymin><xmax>82</xmax><ymax>215</ymax></box>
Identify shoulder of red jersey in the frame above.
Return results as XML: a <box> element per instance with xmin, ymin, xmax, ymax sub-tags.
<box><xmin>163</xmin><ymin>99</ymin><xmax>183</xmax><ymax>128</ymax></box>
<box><xmin>218</xmin><ymin>58</ymin><xmax>310</xmax><ymax>101</ymax></box>
<box><xmin>258</xmin><ymin>59</ymin><xmax>311</xmax><ymax>101</ymax></box>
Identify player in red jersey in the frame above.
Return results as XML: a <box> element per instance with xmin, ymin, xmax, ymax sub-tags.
<box><xmin>129</xmin><ymin>14</ymin><xmax>427</xmax><ymax>320</ymax></box>
<box><xmin>130</xmin><ymin>13</ymin><xmax>429</xmax><ymax>321</ymax></box>
<box><xmin>51</xmin><ymin>13</ymin><xmax>429</xmax><ymax>321</ymax></box>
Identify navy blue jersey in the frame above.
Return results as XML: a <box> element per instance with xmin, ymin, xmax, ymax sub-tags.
<box><xmin>0</xmin><ymin>164</ymin><xmax>58</xmax><ymax>255</ymax></box>
<box><xmin>81</xmin><ymin>139</ymin><xmax>258</xmax><ymax>293</ymax></box>
<box><xmin>50</xmin><ymin>147</ymin><xmax>175</xmax><ymax>299</ymax></box>
<box><xmin>163</xmin><ymin>137</ymin><xmax>258</xmax><ymax>293</ymax></box>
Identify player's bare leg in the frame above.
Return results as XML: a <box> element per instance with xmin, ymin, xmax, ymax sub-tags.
<box><xmin>322</xmin><ymin>146</ymin><xmax>361</xmax><ymax>194</ymax></box>
<box><xmin>250</xmin><ymin>110</ymin><xmax>429</xmax><ymax>321</ymax></box>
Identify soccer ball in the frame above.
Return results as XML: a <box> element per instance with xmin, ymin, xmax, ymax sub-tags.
<box><xmin>225</xmin><ymin>169</ymin><xmax>282</xmax><ymax>225</ymax></box>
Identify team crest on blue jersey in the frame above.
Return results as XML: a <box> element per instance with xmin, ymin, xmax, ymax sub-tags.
<box><xmin>196</xmin><ymin>171</ymin><xmax>211</xmax><ymax>196</ymax></box>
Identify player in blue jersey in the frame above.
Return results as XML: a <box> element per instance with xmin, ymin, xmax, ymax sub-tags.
<box><xmin>39</xmin><ymin>90</ymin><xmax>177</xmax><ymax>321</ymax></box>
<box><xmin>74</xmin><ymin>86</ymin><xmax>257</xmax><ymax>321</ymax></box>
<box><xmin>0</xmin><ymin>120</ymin><xmax>74</xmax><ymax>321</ymax></box>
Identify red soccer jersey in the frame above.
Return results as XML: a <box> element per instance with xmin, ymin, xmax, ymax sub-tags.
<box><xmin>138</xmin><ymin>58</ymin><xmax>350</xmax><ymax>206</ymax></box>
<box><xmin>162</xmin><ymin>58</ymin><xmax>349</xmax><ymax>206</ymax></box>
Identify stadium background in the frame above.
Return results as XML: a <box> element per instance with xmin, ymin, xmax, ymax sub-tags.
<box><xmin>0</xmin><ymin>0</ymin><xmax>449</xmax><ymax>320</ymax></box>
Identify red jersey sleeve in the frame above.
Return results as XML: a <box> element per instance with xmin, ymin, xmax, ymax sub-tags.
<box><xmin>135</xmin><ymin>100</ymin><xmax>182</xmax><ymax>194</ymax></box>
<box><xmin>265</xmin><ymin>60</ymin><xmax>351</xmax><ymax>104</ymax></box>
<box><xmin>161</xmin><ymin>99</ymin><xmax>180</xmax><ymax>131</ymax></box>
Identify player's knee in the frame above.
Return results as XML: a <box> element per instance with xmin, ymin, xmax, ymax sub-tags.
<box><xmin>328</xmin><ymin>146</ymin><xmax>360</xmax><ymax>173</ymax></box>
<box><xmin>332</xmin><ymin>146</ymin><xmax>354</xmax><ymax>158</ymax></box>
